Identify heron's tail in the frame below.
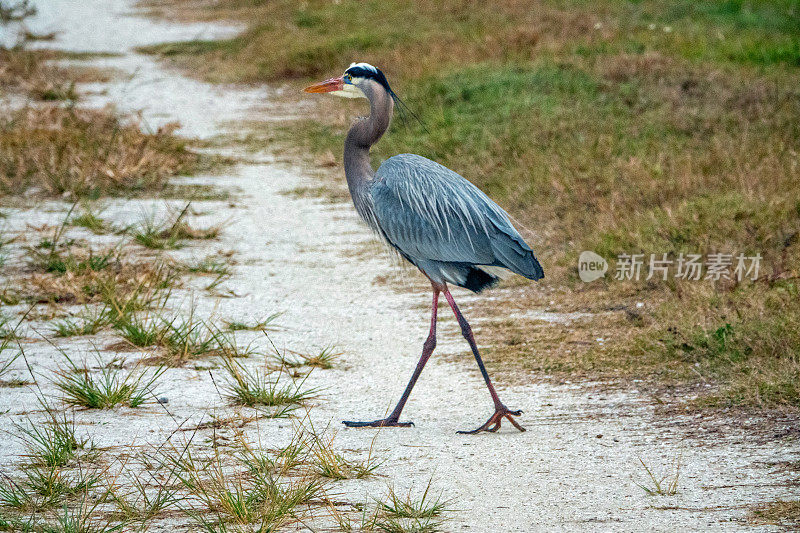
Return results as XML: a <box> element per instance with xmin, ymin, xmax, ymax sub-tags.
<box><xmin>463</xmin><ymin>266</ymin><xmax>500</xmax><ymax>293</ymax></box>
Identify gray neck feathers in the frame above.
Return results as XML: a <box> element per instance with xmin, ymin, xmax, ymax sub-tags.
<box><xmin>343</xmin><ymin>80</ymin><xmax>393</xmax><ymax>223</ymax></box>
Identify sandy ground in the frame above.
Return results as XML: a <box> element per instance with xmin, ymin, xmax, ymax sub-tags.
<box><xmin>0</xmin><ymin>1</ymin><xmax>797</xmax><ymax>531</ymax></box>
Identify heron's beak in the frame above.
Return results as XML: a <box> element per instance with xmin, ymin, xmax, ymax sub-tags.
<box><xmin>303</xmin><ymin>76</ymin><xmax>344</xmax><ymax>93</ymax></box>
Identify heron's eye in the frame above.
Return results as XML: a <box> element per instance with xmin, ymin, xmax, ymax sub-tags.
<box><xmin>344</xmin><ymin>73</ymin><xmax>352</xmax><ymax>83</ymax></box>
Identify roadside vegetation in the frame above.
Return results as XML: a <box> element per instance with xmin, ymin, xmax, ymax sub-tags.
<box><xmin>142</xmin><ymin>0</ymin><xmax>800</xmax><ymax>410</ymax></box>
<box><xmin>1</xmin><ymin>35</ymin><xmax>204</xmax><ymax>199</ymax></box>
<box><xmin>0</xmin><ymin>403</ymin><xmax>446</xmax><ymax>531</ymax></box>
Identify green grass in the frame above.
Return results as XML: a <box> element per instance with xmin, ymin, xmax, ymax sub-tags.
<box><xmin>52</xmin><ymin>306</ymin><xmax>114</xmax><ymax>337</ymax></box>
<box><xmin>372</xmin><ymin>481</ymin><xmax>448</xmax><ymax>533</ymax></box>
<box><xmin>270</xmin><ymin>345</ymin><xmax>340</xmax><ymax>370</ymax></box>
<box><xmin>634</xmin><ymin>454</ymin><xmax>682</xmax><ymax>496</ymax></box>
<box><xmin>180</xmin><ymin>254</ymin><xmax>232</xmax><ymax>276</ymax></box>
<box><xmin>114</xmin><ymin>313</ymin><xmax>163</xmax><ymax>347</ymax></box>
<box><xmin>47</xmin><ymin>499</ymin><xmax>124</xmax><ymax>533</ymax></box>
<box><xmin>53</xmin><ymin>352</ymin><xmax>165</xmax><ymax>409</ymax></box>
<box><xmin>223</xmin><ymin>313</ymin><xmax>280</xmax><ymax>332</ymax></box>
<box><xmin>29</xmin><ymin>244</ymin><xmax>116</xmax><ymax>275</ymax></box>
<box><xmin>129</xmin><ymin>205</ymin><xmax>220</xmax><ymax>250</ymax></box>
<box><xmin>311</xmin><ymin>435</ymin><xmax>378</xmax><ymax>480</ymax></box>
<box><xmin>13</xmin><ymin>415</ymin><xmax>88</xmax><ymax>468</ymax></box>
<box><xmin>114</xmin><ymin>310</ymin><xmax>258</xmax><ymax>363</ymax></box>
<box><xmin>160</xmin><ymin>312</ymin><xmax>221</xmax><ymax>362</ymax></box>
<box><xmin>70</xmin><ymin>208</ymin><xmax>113</xmax><ymax>235</ymax></box>
<box><xmin>141</xmin><ymin>0</ymin><xmax>800</xmax><ymax>82</ymax></box>
<box><xmin>165</xmin><ymin>442</ymin><xmax>324</xmax><ymax>530</ymax></box>
<box><xmin>220</xmin><ymin>356</ymin><xmax>317</xmax><ymax>411</ymax></box>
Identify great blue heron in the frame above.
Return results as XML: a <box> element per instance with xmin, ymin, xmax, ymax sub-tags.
<box><xmin>305</xmin><ymin>62</ymin><xmax>543</xmax><ymax>434</ymax></box>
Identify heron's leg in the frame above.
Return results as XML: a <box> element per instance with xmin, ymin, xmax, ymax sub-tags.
<box><xmin>343</xmin><ymin>284</ymin><xmax>441</xmax><ymax>428</ymax></box>
<box><xmin>442</xmin><ymin>288</ymin><xmax>526</xmax><ymax>435</ymax></box>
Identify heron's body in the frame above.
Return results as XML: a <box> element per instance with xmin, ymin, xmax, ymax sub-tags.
<box><xmin>340</xmin><ymin>71</ymin><xmax>543</xmax><ymax>292</ymax></box>
<box><xmin>305</xmin><ymin>62</ymin><xmax>543</xmax><ymax>433</ymax></box>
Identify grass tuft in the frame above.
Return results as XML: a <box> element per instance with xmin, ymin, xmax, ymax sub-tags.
<box><xmin>13</xmin><ymin>411</ymin><xmax>91</xmax><ymax>469</ymax></box>
<box><xmin>634</xmin><ymin>454</ymin><xmax>682</xmax><ymax>496</ymax></box>
<box><xmin>752</xmin><ymin>499</ymin><xmax>800</xmax><ymax>528</ymax></box>
<box><xmin>311</xmin><ymin>434</ymin><xmax>378</xmax><ymax>480</ymax></box>
<box><xmin>52</xmin><ymin>306</ymin><xmax>114</xmax><ymax>337</ymax></box>
<box><xmin>220</xmin><ymin>356</ymin><xmax>317</xmax><ymax>412</ymax></box>
<box><xmin>373</xmin><ymin>481</ymin><xmax>449</xmax><ymax>533</ymax></box>
<box><xmin>163</xmin><ymin>439</ymin><xmax>324</xmax><ymax>530</ymax></box>
<box><xmin>180</xmin><ymin>254</ymin><xmax>232</xmax><ymax>276</ymax></box>
<box><xmin>129</xmin><ymin>204</ymin><xmax>220</xmax><ymax>250</ymax></box>
<box><xmin>53</xmin><ymin>352</ymin><xmax>165</xmax><ymax>409</ymax></box>
<box><xmin>70</xmin><ymin>207</ymin><xmax>113</xmax><ymax>235</ymax></box>
<box><xmin>223</xmin><ymin>313</ymin><xmax>281</xmax><ymax>332</ymax></box>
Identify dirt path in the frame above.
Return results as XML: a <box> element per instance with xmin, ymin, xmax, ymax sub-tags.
<box><xmin>1</xmin><ymin>1</ymin><xmax>797</xmax><ymax>531</ymax></box>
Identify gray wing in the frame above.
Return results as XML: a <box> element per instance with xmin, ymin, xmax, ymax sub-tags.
<box><xmin>370</xmin><ymin>154</ymin><xmax>543</xmax><ymax>281</ymax></box>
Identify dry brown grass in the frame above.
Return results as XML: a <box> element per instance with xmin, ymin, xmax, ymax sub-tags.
<box><xmin>1</xmin><ymin>44</ymin><xmax>205</xmax><ymax>199</ymax></box>
<box><xmin>19</xmin><ymin>244</ymin><xmax>177</xmax><ymax>314</ymax></box>
<box><xmin>0</xmin><ymin>107</ymin><xmax>198</xmax><ymax>198</ymax></box>
<box><xmin>0</xmin><ymin>47</ymin><xmax>110</xmax><ymax>101</ymax></box>
<box><xmin>751</xmin><ymin>499</ymin><xmax>800</xmax><ymax>528</ymax></box>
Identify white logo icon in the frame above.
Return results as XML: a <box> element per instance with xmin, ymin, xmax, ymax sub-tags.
<box><xmin>578</xmin><ymin>251</ymin><xmax>607</xmax><ymax>282</ymax></box>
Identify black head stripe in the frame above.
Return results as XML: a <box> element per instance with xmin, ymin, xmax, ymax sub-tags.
<box><xmin>345</xmin><ymin>64</ymin><xmax>393</xmax><ymax>94</ymax></box>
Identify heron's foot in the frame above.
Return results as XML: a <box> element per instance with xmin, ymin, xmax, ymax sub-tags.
<box><xmin>342</xmin><ymin>418</ymin><xmax>414</xmax><ymax>428</ymax></box>
<box><xmin>457</xmin><ymin>406</ymin><xmax>525</xmax><ymax>435</ymax></box>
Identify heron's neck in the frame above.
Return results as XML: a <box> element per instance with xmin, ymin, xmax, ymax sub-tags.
<box><xmin>343</xmin><ymin>83</ymin><xmax>393</xmax><ymax>199</ymax></box>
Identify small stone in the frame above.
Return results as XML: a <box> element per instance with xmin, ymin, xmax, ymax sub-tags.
<box><xmin>157</xmin><ymin>397</ymin><xmax>169</xmax><ymax>404</ymax></box>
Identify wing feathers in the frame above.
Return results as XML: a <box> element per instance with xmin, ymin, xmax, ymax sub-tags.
<box><xmin>371</xmin><ymin>154</ymin><xmax>543</xmax><ymax>282</ymax></box>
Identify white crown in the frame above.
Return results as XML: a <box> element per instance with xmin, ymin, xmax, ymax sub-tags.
<box><xmin>348</xmin><ymin>62</ymin><xmax>378</xmax><ymax>73</ymax></box>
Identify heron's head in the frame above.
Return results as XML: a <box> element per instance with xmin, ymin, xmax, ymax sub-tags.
<box><xmin>303</xmin><ymin>62</ymin><xmax>393</xmax><ymax>99</ymax></box>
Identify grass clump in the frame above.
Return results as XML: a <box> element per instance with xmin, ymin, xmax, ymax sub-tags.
<box><xmin>107</xmin><ymin>471</ymin><xmax>178</xmax><ymax>526</ymax></box>
<box><xmin>220</xmin><ymin>356</ymin><xmax>316</xmax><ymax>412</ymax></box>
<box><xmin>0</xmin><ymin>0</ymin><xmax>35</xmax><ymax>22</ymax></box>
<box><xmin>24</xmin><ymin>243</ymin><xmax>176</xmax><ymax>308</ymax></box>
<box><xmin>2</xmin><ymin>411</ymin><xmax>101</xmax><ymax>513</ymax></box>
<box><xmin>752</xmin><ymin>499</ymin><xmax>800</xmax><ymax>528</ymax></box>
<box><xmin>28</xmin><ymin>243</ymin><xmax>116</xmax><ymax>276</ymax></box>
<box><xmin>237</xmin><ymin>434</ymin><xmax>308</xmax><ymax>478</ymax></box>
<box><xmin>335</xmin><ymin>481</ymin><xmax>450</xmax><ymax>533</ymax></box>
<box><xmin>129</xmin><ymin>205</ymin><xmax>220</xmax><ymax>250</ymax></box>
<box><xmin>165</xmin><ymin>441</ymin><xmax>323</xmax><ymax>530</ymax></box>
<box><xmin>264</xmin><ymin>333</ymin><xmax>338</xmax><ymax>370</ymax></box>
<box><xmin>634</xmin><ymin>454</ymin><xmax>682</xmax><ymax>496</ymax></box>
<box><xmin>14</xmin><ymin>414</ymin><xmax>89</xmax><ymax>468</ymax></box>
<box><xmin>115</xmin><ymin>313</ymin><xmax>163</xmax><ymax>348</ymax></box>
<box><xmin>311</xmin><ymin>435</ymin><xmax>378</xmax><ymax>481</ymax></box>
<box><xmin>0</xmin><ymin>47</ymin><xmax>87</xmax><ymax>102</ymax></box>
<box><xmin>114</xmin><ymin>310</ymin><xmax>256</xmax><ymax>364</ymax></box>
<box><xmin>52</xmin><ymin>306</ymin><xmax>114</xmax><ymax>337</ymax></box>
<box><xmin>223</xmin><ymin>313</ymin><xmax>280</xmax><ymax>332</ymax></box>
<box><xmin>70</xmin><ymin>208</ymin><xmax>113</xmax><ymax>235</ymax></box>
<box><xmin>53</xmin><ymin>352</ymin><xmax>165</xmax><ymax>409</ymax></box>
<box><xmin>14</xmin><ymin>210</ymin><xmax>179</xmax><ymax>309</ymax></box>
<box><xmin>159</xmin><ymin>312</ymin><xmax>221</xmax><ymax>363</ymax></box>
<box><xmin>180</xmin><ymin>254</ymin><xmax>232</xmax><ymax>276</ymax></box>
